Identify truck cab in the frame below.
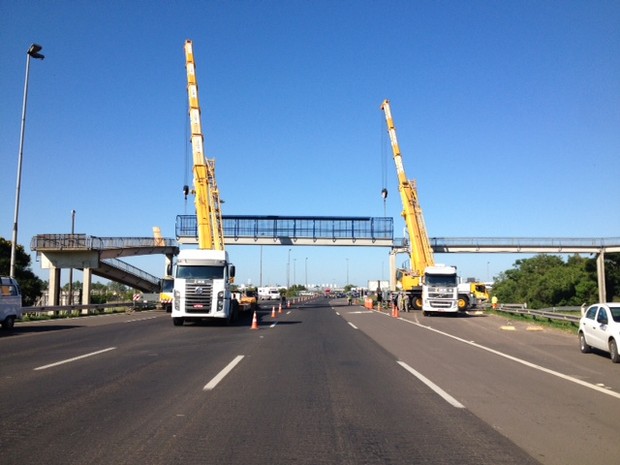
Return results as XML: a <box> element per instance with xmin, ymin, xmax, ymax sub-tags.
<box><xmin>422</xmin><ymin>265</ymin><xmax>459</xmax><ymax>315</ymax></box>
<box><xmin>1</xmin><ymin>276</ymin><xmax>22</xmax><ymax>330</ymax></box>
<box><xmin>171</xmin><ymin>249</ymin><xmax>238</xmax><ymax>326</ymax></box>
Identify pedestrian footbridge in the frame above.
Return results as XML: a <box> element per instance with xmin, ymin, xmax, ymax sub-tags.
<box><xmin>31</xmin><ymin>234</ymin><xmax>179</xmax><ymax>306</ymax></box>
<box><xmin>31</xmin><ymin>216</ymin><xmax>620</xmax><ymax>305</ymax></box>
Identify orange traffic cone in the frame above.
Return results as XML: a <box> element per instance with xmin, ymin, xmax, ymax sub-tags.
<box><xmin>271</xmin><ymin>306</ymin><xmax>277</xmax><ymax>318</ymax></box>
<box><xmin>278</xmin><ymin>303</ymin><xmax>283</xmax><ymax>314</ymax></box>
<box><xmin>392</xmin><ymin>303</ymin><xmax>399</xmax><ymax>318</ymax></box>
<box><xmin>251</xmin><ymin>311</ymin><xmax>259</xmax><ymax>329</ymax></box>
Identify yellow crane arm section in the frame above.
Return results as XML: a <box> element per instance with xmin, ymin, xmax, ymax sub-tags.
<box><xmin>380</xmin><ymin>99</ymin><xmax>435</xmax><ymax>281</ymax></box>
<box><xmin>184</xmin><ymin>40</ymin><xmax>224</xmax><ymax>251</ymax></box>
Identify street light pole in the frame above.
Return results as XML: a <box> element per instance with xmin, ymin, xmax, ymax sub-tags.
<box><xmin>287</xmin><ymin>248</ymin><xmax>291</xmax><ymax>289</ymax></box>
<box><xmin>68</xmin><ymin>210</ymin><xmax>76</xmax><ymax>305</ymax></box>
<box><xmin>305</xmin><ymin>257</ymin><xmax>308</xmax><ymax>289</ymax></box>
<box><xmin>9</xmin><ymin>44</ymin><xmax>44</xmax><ymax>278</ymax></box>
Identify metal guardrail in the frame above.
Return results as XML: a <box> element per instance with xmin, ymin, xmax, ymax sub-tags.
<box><xmin>495</xmin><ymin>304</ymin><xmax>582</xmax><ymax>323</ymax></box>
<box><xmin>23</xmin><ymin>302</ymin><xmax>135</xmax><ymax>314</ymax></box>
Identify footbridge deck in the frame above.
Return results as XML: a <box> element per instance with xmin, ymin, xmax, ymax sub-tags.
<box><xmin>177</xmin><ymin>215</ymin><xmax>394</xmax><ymax>246</ymax></box>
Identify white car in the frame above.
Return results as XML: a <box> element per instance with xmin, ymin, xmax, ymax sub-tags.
<box><xmin>578</xmin><ymin>303</ymin><xmax>620</xmax><ymax>363</ymax></box>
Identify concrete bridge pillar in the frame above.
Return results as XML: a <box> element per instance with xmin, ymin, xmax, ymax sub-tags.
<box><xmin>48</xmin><ymin>266</ymin><xmax>61</xmax><ymax>306</ymax></box>
<box><xmin>597</xmin><ymin>251</ymin><xmax>607</xmax><ymax>303</ymax></box>
<box><xmin>82</xmin><ymin>268</ymin><xmax>93</xmax><ymax>312</ymax></box>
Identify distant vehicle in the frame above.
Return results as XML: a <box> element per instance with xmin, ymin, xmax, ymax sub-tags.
<box><xmin>1</xmin><ymin>276</ymin><xmax>22</xmax><ymax>330</ymax></box>
<box><xmin>578</xmin><ymin>303</ymin><xmax>620</xmax><ymax>363</ymax></box>
<box><xmin>258</xmin><ymin>287</ymin><xmax>281</xmax><ymax>300</ymax></box>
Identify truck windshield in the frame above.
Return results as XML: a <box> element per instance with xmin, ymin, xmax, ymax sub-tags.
<box><xmin>161</xmin><ymin>279</ymin><xmax>174</xmax><ymax>292</ymax></box>
<box><xmin>425</xmin><ymin>274</ymin><xmax>457</xmax><ymax>287</ymax></box>
<box><xmin>176</xmin><ymin>266</ymin><xmax>224</xmax><ymax>279</ymax></box>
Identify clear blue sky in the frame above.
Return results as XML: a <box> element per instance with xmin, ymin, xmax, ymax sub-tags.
<box><xmin>1</xmin><ymin>1</ymin><xmax>619</xmax><ymax>289</ymax></box>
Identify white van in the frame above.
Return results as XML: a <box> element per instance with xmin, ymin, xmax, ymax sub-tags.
<box><xmin>258</xmin><ymin>287</ymin><xmax>281</xmax><ymax>300</ymax></box>
<box><xmin>1</xmin><ymin>277</ymin><xmax>22</xmax><ymax>330</ymax></box>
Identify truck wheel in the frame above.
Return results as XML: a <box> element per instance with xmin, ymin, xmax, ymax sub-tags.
<box><xmin>2</xmin><ymin>316</ymin><xmax>15</xmax><ymax>330</ymax></box>
<box><xmin>458</xmin><ymin>295</ymin><xmax>469</xmax><ymax>310</ymax></box>
<box><xmin>412</xmin><ymin>297</ymin><xmax>422</xmax><ymax>310</ymax></box>
<box><xmin>173</xmin><ymin>317</ymin><xmax>185</xmax><ymax>326</ymax></box>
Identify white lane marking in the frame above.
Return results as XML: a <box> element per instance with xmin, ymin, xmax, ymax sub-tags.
<box><xmin>270</xmin><ymin>322</ymin><xmax>278</xmax><ymax>328</ymax></box>
<box><xmin>203</xmin><ymin>355</ymin><xmax>245</xmax><ymax>391</ymax></box>
<box><xmin>397</xmin><ymin>361</ymin><xmax>465</xmax><ymax>408</ymax></box>
<box><xmin>336</xmin><ymin>311</ymin><xmax>341</xmax><ymax>316</ymax></box>
<box><xmin>348</xmin><ymin>322</ymin><xmax>358</xmax><ymax>330</ymax></box>
<box><xmin>34</xmin><ymin>347</ymin><xmax>117</xmax><ymax>371</ymax></box>
<box><xmin>400</xmin><ymin>318</ymin><xmax>620</xmax><ymax>400</ymax></box>
<box><xmin>125</xmin><ymin>316</ymin><xmax>158</xmax><ymax>323</ymax></box>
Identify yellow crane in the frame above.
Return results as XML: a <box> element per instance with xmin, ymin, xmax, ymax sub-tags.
<box><xmin>381</xmin><ymin>99</ymin><xmax>489</xmax><ymax>313</ymax></box>
<box><xmin>184</xmin><ymin>39</ymin><xmax>224</xmax><ymax>251</ymax></box>
<box><xmin>171</xmin><ymin>40</ymin><xmax>237</xmax><ymax>326</ymax></box>
<box><xmin>381</xmin><ymin>99</ymin><xmax>459</xmax><ymax>314</ymax></box>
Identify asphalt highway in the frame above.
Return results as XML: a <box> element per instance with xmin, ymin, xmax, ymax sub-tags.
<box><xmin>1</xmin><ymin>297</ymin><xmax>618</xmax><ymax>464</ymax></box>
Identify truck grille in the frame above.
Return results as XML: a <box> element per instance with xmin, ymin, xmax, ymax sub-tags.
<box><xmin>185</xmin><ymin>280</ymin><xmax>214</xmax><ymax>313</ymax></box>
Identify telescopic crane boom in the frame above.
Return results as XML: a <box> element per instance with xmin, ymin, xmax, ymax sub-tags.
<box><xmin>381</xmin><ymin>99</ymin><xmax>459</xmax><ymax>314</ymax></box>
<box><xmin>184</xmin><ymin>39</ymin><xmax>224</xmax><ymax>251</ymax></box>
<box><xmin>380</xmin><ymin>99</ymin><xmax>434</xmax><ymax>286</ymax></box>
<box><xmin>171</xmin><ymin>40</ymin><xmax>238</xmax><ymax>326</ymax></box>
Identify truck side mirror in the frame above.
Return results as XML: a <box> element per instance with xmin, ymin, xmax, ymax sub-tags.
<box><xmin>229</xmin><ymin>265</ymin><xmax>236</xmax><ymax>278</ymax></box>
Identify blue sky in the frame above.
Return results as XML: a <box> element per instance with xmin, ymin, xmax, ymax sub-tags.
<box><xmin>1</xmin><ymin>0</ymin><xmax>619</xmax><ymax>288</ymax></box>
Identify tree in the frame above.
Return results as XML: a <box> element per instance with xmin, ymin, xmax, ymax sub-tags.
<box><xmin>492</xmin><ymin>254</ymin><xmax>600</xmax><ymax>309</ymax></box>
<box><xmin>0</xmin><ymin>237</ymin><xmax>45</xmax><ymax>306</ymax></box>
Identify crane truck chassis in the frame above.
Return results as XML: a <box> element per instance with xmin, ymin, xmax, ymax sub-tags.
<box><xmin>171</xmin><ymin>249</ymin><xmax>239</xmax><ymax>326</ymax></box>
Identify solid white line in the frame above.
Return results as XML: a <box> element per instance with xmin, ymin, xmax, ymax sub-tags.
<box><xmin>397</xmin><ymin>361</ymin><xmax>465</xmax><ymax>408</ymax></box>
<box><xmin>270</xmin><ymin>322</ymin><xmax>278</xmax><ymax>328</ymax></box>
<box><xmin>203</xmin><ymin>355</ymin><xmax>245</xmax><ymax>391</ymax></box>
<box><xmin>348</xmin><ymin>322</ymin><xmax>358</xmax><ymax>330</ymax></box>
<box><xmin>34</xmin><ymin>347</ymin><xmax>117</xmax><ymax>371</ymax></box>
<box><xmin>399</xmin><ymin>318</ymin><xmax>620</xmax><ymax>400</ymax></box>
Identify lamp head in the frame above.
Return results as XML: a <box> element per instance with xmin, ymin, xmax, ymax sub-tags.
<box><xmin>28</xmin><ymin>43</ymin><xmax>45</xmax><ymax>60</ymax></box>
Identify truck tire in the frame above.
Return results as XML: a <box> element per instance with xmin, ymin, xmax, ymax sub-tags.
<box><xmin>173</xmin><ymin>317</ymin><xmax>185</xmax><ymax>326</ymax></box>
<box><xmin>458</xmin><ymin>295</ymin><xmax>469</xmax><ymax>311</ymax></box>
<box><xmin>2</xmin><ymin>316</ymin><xmax>15</xmax><ymax>330</ymax></box>
<box><xmin>412</xmin><ymin>296</ymin><xmax>422</xmax><ymax>310</ymax></box>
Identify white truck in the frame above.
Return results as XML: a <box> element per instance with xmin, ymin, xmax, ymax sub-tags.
<box><xmin>258</xmin><ymin>286</ymin><xmax>281</xmax><ymax>300</ymax></box>
<box><xmin>171</xmin><ymin>249</ymin><xmax>239</xmax><ymax>326</ymax></box>
<box><xmin>1</xmin><ymin>276</ymin><xmax>22</xmax><ymax>330</ymax></box>
<box><xmin>422</xmin><ymin>265</ymin><xmax>459</xmax><ymax>316</ymax></box>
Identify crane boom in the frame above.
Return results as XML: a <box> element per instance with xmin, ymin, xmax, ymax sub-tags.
<box><xmin>381</xmin><ymin>99</ymin><xmax>459</xmax><ymax>315</ymax></box>
<box><xmin>380</xmin><ymin>99</ymin><xmax>434</xmax><ymax>284</ymax></box>
<box><xmin>184</xmin><ymin>40</ymin><xmax>224</xmax><ymax>251</ymax></box>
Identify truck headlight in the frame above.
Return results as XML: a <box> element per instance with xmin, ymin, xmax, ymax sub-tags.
<box><xmin>217</xmin><ymin>291</ymin><xmax>224</xmax><ymax>311</ymax></box>
<box><xmin>173</xmin><ymin>290</ymin><xmax>180</xmax><ymax>311</ymax></box>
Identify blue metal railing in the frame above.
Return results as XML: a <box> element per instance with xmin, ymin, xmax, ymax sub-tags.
<box><xmin>176</xmin><ymin>215</ymin><xmax>394</xmax><ymax>242</ymax></box>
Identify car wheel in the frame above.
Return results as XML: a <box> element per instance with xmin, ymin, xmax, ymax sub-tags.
<box><xmin>609</xmin><ymin>339</ymin><xmax>620</xmax><ymax>363</ymax></box>
<box><xmin>579</xmin><ymin>332</ymin><xmax>591</xmax><ymax>353</ymax></box>
<box><xmin>1</xmin><ymin>316</ymin><xmax>15</xmax><ymax>330</ymax></box>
